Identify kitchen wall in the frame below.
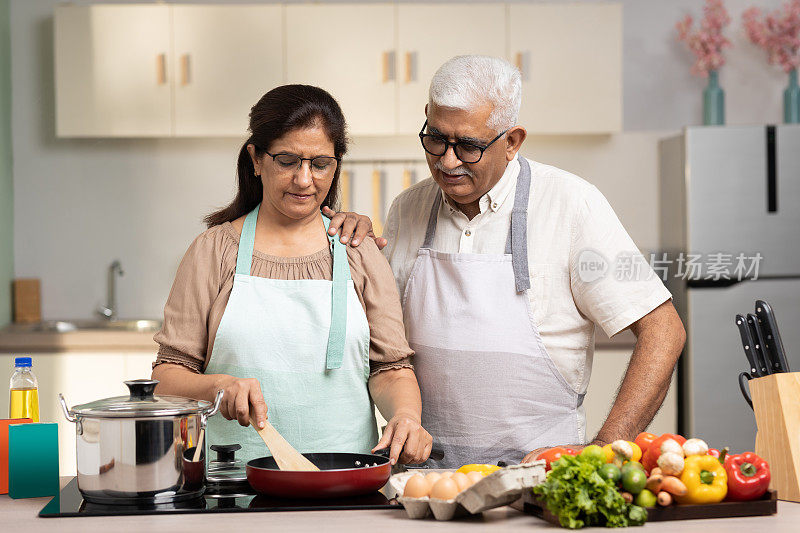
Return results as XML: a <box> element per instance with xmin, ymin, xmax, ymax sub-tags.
<box><xmin>6</xmin><ymin>0</ymin><xmax>793</xmax><ymax>438</ymax></box>
<box><xmin>10</xmin><ymin>0</ymin><xmax>791</xmax><ymax>320</ymax></box>
<box><xmin>0</xmin><ymin>0</ymin><xmax>12</xmax><ymax>328</ymax></box>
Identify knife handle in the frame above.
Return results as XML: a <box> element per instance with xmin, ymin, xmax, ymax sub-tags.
<box><xmin>735</xmin><ymin>314</ymin><xmax>761</xmax><ymax>377</ymax></box>
<box><xmin>755</xmin><ymin>299</ymin><xmax>790</xmax><ymax>373</ymax></box>
<box><xmin>747</xmin><ymin>313</ymin><xmax>771</xmax><ymax>376</ymax></box>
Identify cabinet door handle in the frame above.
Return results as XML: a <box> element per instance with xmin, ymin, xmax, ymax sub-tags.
<box><xmin>156</xmin><ymin>53</ymin><xmax>167</xmax><ymax>85</ymax></box>
<box><xmin>180</xmin><ymin>54</ymin><xmax>191</xmax><ymax>86</ymax></box>
<box><xmin>404</xmin><ymin>51</ymin><xmax>416</xmax><ymax>83</ymax></box>
<box><xmin>402</xmin><ymin>169</ymin><xmax>413</xmax><ymax>189</ymax></box>
<box><xmin>372</xmin><ymin>169</ymin><xmax>384</xmax><ymax>235</ymax></box>
<box><xmin>382</xmin><ymin>51</ymin><xmax>396</xmax><ymax>83</ymax></box>
<box><xmin>515</xmin><ymin>51</ymin><xmax>529</xmax><ymax>82</ymax></box>
<box><xmin>340</xmin><ymin>169</ymin><xmax>351</xmax><ymax>211</ymax></box>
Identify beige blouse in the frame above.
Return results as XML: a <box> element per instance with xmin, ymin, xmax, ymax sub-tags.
<box><xmin>153</xmin><ymin>222</ymin><xmax>413</xmax><ymax>377</ymax></box>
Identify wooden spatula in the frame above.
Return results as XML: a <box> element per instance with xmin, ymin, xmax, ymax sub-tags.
<box><xmin>252</xmin><ymin>419</ymin><xmax>319</xmax><ymax>471</ymax></box>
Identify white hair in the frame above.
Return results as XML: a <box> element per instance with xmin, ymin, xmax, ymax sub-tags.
<box><xmin>428</xmin><ymin>55</ymin><xmax>522</xmax><ymax>132</ymax></box>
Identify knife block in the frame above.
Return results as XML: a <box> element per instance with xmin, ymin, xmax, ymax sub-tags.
<box><xmin>750</xmin><ymin>372</ymin><xmax>800</xmax><ymax>502</ymax></box>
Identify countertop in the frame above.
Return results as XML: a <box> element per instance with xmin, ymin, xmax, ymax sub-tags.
<box><xmin>0</xmin><ymin>325</ymin><xmax>157</xmax><ymax>352</ymax></box>
<box><xmin>0</xmin><ymin>323</ymin><xmax>636</xmax><ymax>353</ymax></box>
<box><xmin>2</xmin><ymin>478</ymin><xmax>799</xmax><ymax>532</ymax></box>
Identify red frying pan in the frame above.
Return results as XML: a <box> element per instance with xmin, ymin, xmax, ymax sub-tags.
<box><xmin>246</xmin><ymin>448</ymin><xmax>444</xmax><ymax>499</ymax></box>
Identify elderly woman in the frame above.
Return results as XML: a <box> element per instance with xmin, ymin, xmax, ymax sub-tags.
<box><xmin>152</xmin><ymin>85</ymin><xmax>431</xmax><ymax>465</ymax></box>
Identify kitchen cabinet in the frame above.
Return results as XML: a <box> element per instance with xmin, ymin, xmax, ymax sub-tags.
<box><xmin>55</xmin><ymin>5</ymin><xmax>172</xmax><ymax>137</ymax></box>
<box><xmin>285</xmin><ymin>4</ymin><xmax>396</xmax><ymax>136</ymax></box>
<box><xmin>395</xmin><ymin>4</ymin><xmax>507</xmax><ymax>134</ymax></box>
<box><xmin>0</xmin><ymin>351</ymin><xmax>155</xmax><ymax>476</ymax></box>
<box><xmin>508</xmin><ymin>3</ymin><xmax>622</xmax><ymax>134</ymax></box>
<box><xmin>55</xmin><ymin>3</ymin><xmax>622</xmax><ymax>137</ymax></box>
<box><xmin>172</xmin><ymin>5</ymin><xmax>284</xmax><ymax>136</ymax></box>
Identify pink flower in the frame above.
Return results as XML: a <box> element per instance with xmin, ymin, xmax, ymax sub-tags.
<box><xmin>743</xmin><ymin>1</ymin><xmax>800</xmax><ymax>73</ymax></box>
<box><xmin>676</xmin><ymin>0</ymin><xmax>732</xmax><ymax>76</ymax></box>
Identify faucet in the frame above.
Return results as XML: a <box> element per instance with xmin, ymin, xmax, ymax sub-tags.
<box><xmin>96</xmin><ymin>260</ymin><xmax>124</xmax><ymax>320</ymax></box>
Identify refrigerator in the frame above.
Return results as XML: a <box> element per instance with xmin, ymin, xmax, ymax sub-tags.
<box><xmin>659</xmin><ymin>125</ymin><xmax>800</xmax><ymax>453</ymax></box>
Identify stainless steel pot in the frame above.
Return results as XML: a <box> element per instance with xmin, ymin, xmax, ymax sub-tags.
<box><xmin>59</xmin><ymin>379</ymin><xmax>223</xmax><ymax>504</ymax></box>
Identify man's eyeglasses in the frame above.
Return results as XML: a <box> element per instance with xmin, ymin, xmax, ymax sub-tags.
<box><xmin>418</xmin><ymin>120</ymin><xmax>508</xmax><ymax>164</ymax></box>
<box><xmin>263</xmin><ymin>151</ymin><xmax>340</xmax><ymax>176</ymax></box>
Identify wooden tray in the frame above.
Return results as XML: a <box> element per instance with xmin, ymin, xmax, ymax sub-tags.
<box><xmin>522</xmin><ymin>490</ymin><xmax>777</xmax><ymax>524</ymax></box>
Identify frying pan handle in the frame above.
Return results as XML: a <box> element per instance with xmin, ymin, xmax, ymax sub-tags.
<box><xmin>373</xmin><ymin>444</ymin><xmax>445</xmax><ymax>463</ymax></box>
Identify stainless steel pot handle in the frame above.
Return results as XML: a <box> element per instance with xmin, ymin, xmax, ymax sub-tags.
<box><xmin>200</xmin><ymin>389</ymin><xmax>224</xmax><ymax>426</ymax></box>
<box><xmin>58</xmin><ymin>393</ymin><xmax>77</xmax><ymax>423</ymax></box>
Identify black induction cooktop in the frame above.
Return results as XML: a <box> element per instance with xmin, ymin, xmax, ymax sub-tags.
<box><xmin>39</xmin><ymin>478</ymin><xmax>401</xmax><ymax>518</ymax></box>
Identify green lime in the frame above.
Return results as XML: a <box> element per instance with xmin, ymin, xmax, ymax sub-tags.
<box><xmin>621</xmin><ymin>468</ymin><xmax>647</xmax><ymax>494</ymax></box>
<box><xmin>620</xmin><ymin>461</ymin><xmax>645</xmax><ymax>475</ymax></box>
<box><xmin>580</xmin><ymin>445</ymin><xmax>605</xmax><ymax>464</ymax></box>
<box><xmin>599</xmin><ymin>463</ymin><xmax>621</xmax><ymax>484</ymax></box>
<box><xmin>634</xmin><ymin>488</ymin><xmax>657</xmax><ymax>508</ymax></box>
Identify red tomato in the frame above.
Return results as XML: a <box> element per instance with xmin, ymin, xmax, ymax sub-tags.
<box><xmin>642</xmin><ymin>433</ymin><xmax>686</xmax><ymax>473</ymax></box>
<box><xmin>634</xmin><ymin>432</ymin><xmax>657</xmax><ymax>454</ymax></box>
<box><xmin>536</xmin><ymin>447</ymin><xmax>578</xmax><ymax>471</ymax></box>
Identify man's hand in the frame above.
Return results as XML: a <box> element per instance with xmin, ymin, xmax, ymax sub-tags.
<box><xmin>321</xmin><ymin>206</ymin><xmax>387</xmax><ymax>249</ymax></box>
<box><xmin>521</xmin><ymin>443</ymin><xmax>594</xmax><ymax>464</ymax></box>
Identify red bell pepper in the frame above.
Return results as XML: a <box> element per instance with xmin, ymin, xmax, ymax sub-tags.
<box><xmin>642</xmin><ymin>433</ymin><xmax>686</xmax><ymax>473</ymax></box>
<box><xmin>724</xmin><ymin>452</ymin><xmax>770</xmax><ymax>501</ymax></box>
<box><xmin>536</xmin><ymin>447</ymin><xmax>578</xmax><ymax>471</ymax></box>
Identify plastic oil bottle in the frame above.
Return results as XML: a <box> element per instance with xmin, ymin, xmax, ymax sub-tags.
<box><xmin>9</xmin><ymin>356</ymin><xmax>39</xmax><ymax>422</ymax></box>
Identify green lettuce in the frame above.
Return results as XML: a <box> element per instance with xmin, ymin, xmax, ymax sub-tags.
<box><xmin>532</xmin><ymin>454</ymin><xmax>647</xmax><ymax>529</ymax></box>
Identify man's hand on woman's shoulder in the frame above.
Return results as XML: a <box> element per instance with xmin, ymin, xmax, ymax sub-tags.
<box><xmin>322</xmin><ymin>206</ymin><xmax>387</xmax><ymax>249</ymax></box>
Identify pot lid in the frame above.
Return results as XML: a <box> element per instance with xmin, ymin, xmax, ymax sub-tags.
<box><xmin>207</xmin><ymin>444</ymin><xmax>248</xmax><ymax>485</ymax></box>
<box><xmin>70</xmin><ymin>379</ymin><xmax>212</xmax><ymax>418</ymax></box>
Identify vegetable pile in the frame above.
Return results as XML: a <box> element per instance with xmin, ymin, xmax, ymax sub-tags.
<box><xmin>532</xmin><ymin>446</ymin><xmax>648</xmax><ymax>529</ymax></box>
<box><xmin>532</xmin><ymin>433</ymin><xmax>772</xmax><ymax>529</ymax></box>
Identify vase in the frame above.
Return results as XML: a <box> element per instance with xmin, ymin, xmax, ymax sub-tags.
<box><xmin>703</xmin><ymin>70</ymin><xmax>725</xmax><ymax>126</ymax></box>
<box><xmin>784</xmin><ymin>69</ymin><xmax>799</xmax><ymax>124</ymax></box>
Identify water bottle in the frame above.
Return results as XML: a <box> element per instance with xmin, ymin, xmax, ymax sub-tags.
<box><xmin>9</xmin><ymin>356</ymin><xmax>40</xmax><ymax>422</ymax></box>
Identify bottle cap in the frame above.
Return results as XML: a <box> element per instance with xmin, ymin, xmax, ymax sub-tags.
<box><xmin>14</xmin><ymin>356</ymin><xmax>32</xmax><ymax>367</ymax></box>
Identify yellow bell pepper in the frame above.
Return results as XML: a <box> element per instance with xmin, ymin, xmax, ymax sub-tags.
<box><xmin>676</xmin><ymin>454</ymin><xmax>728</xmax><ymax>504</ymax></box>
<box><xmin>456</xmin><ymin>464</ymin><xmax>501</xmax><ymax>475</ymax></box>
<box><xmin>603</xmin><ymin>441</ymin><xmax>642</xmax><ymax>464</ymax></box>
<box><xmin>629</xmin><ymin>442</ymin><xmax>642</xmax><ymax>463</ymax></box>
<box><xmin>602</xmin><ymin>444</ymin><xmax>615</xmax><ymax>463</ymax></box>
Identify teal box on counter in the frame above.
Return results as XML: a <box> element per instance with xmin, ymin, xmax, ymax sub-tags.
<box><xmin>8</xmin><ymin>423</ymin><xmax>59</xmax><ymax>499</ymax></box>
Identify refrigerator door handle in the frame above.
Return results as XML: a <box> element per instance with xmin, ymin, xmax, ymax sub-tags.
<box><xmin>767</xmin><ymin>125</ymin><xmax>777</xmax><ymax>213</ymax></box>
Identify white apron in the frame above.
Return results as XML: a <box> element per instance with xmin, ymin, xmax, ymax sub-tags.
<box><xmin>403</xmin><ymin>157</ymin><xmax>582</xmax><ymax>468</ymax></box>
<box><xmin>205</xmin><ymin>206</ymin><xmax>377</xmax><ymax>464</ymax></box>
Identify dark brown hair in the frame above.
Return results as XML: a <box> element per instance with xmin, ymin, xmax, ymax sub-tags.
<box><xmin>205</xmin><ymin>85</ymin><xmax>348</xmax><ymax>227</ymax></box>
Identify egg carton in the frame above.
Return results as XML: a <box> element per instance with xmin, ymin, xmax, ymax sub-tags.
<box><xmin>393</xmin><ymin>461</ymin><xmax>546</xmax><ymax>521</ymax></box>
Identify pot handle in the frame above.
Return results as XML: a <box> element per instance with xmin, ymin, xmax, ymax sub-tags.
<box><xmin>201</xmin><ymin>389</ymin><xmax>224</xmax><ymax>425</ymax></box>
<box><xmin>58</xmin><ymin>393</ymin><xmax>77</xmax><ymax>423</ymax></box>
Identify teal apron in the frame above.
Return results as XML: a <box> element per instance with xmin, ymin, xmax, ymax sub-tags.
<box><xmin>205</xmin><ymin>205</ymin><xmax>377</xmax><ymax>464</ymax></box>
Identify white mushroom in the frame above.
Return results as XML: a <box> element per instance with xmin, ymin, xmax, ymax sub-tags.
<box><xmin>682</xmin><ymin>438</ymin><xmax>709</xmax><ymax>457</ymax></box>
<box><xmin>611</xmin><ymin>440</ymin><xmax>633</xmax><ymax>459</ymax></box>
<box><xmin>657</xmin><ymin>452</ymin><xmax>685</xmax><ymax>477</ymax></box>
<box><xmin>610</xmin><ymin>440</ymin><xmax>633</xmax><ymax>467</ymax></box>
<box><xmin>660</xmin><ymin>439</ymin><xmax>684</xmax><ymax>457</ymax></box>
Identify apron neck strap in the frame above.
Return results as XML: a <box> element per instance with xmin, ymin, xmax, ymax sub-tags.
<box><xmin>421</xmin><ymin>157</ymin><xmax>533</xmax><ymax>293</ymax></box>
<box><xmin>322</xmin><ymin>214</ymin><xmax>349</xmax><ymax>369</ymax></box>
<box><xmin>235</xmin><ymin>204</ymin><xmax>260</xmax><ymax>276</ymax></box>
<box><xmin>507</xmin><ymin>157</ymin><xmax>532</xmax><ymax>293</ymax></box>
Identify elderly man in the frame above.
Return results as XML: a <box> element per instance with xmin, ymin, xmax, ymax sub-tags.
<box><xmin>325</xmin><ymin>55</ymin><xmax>685</xmax><ymax>467</ymax></box>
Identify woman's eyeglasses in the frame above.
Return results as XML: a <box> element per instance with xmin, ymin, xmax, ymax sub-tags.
<box><xmin>264</xmin><ymin>151</ymin><xmax>340</xmax><ymax>176</ymax></box>
<box><xmin>418</xmin><ymin>120</ymin><xmax>508</xmax><ymax>164</ymax></box>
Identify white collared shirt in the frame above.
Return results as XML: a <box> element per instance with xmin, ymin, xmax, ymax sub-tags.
<box><xmin>382</xmin><ymin>155</ymin><xmax>672</xmax><ymax>394</ymax></box>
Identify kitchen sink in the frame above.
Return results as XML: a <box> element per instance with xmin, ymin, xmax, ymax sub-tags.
<box><xmin>17</xmin><ymin>319</ymin><xmax>162</xmax><ymax>333</ymax></box>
